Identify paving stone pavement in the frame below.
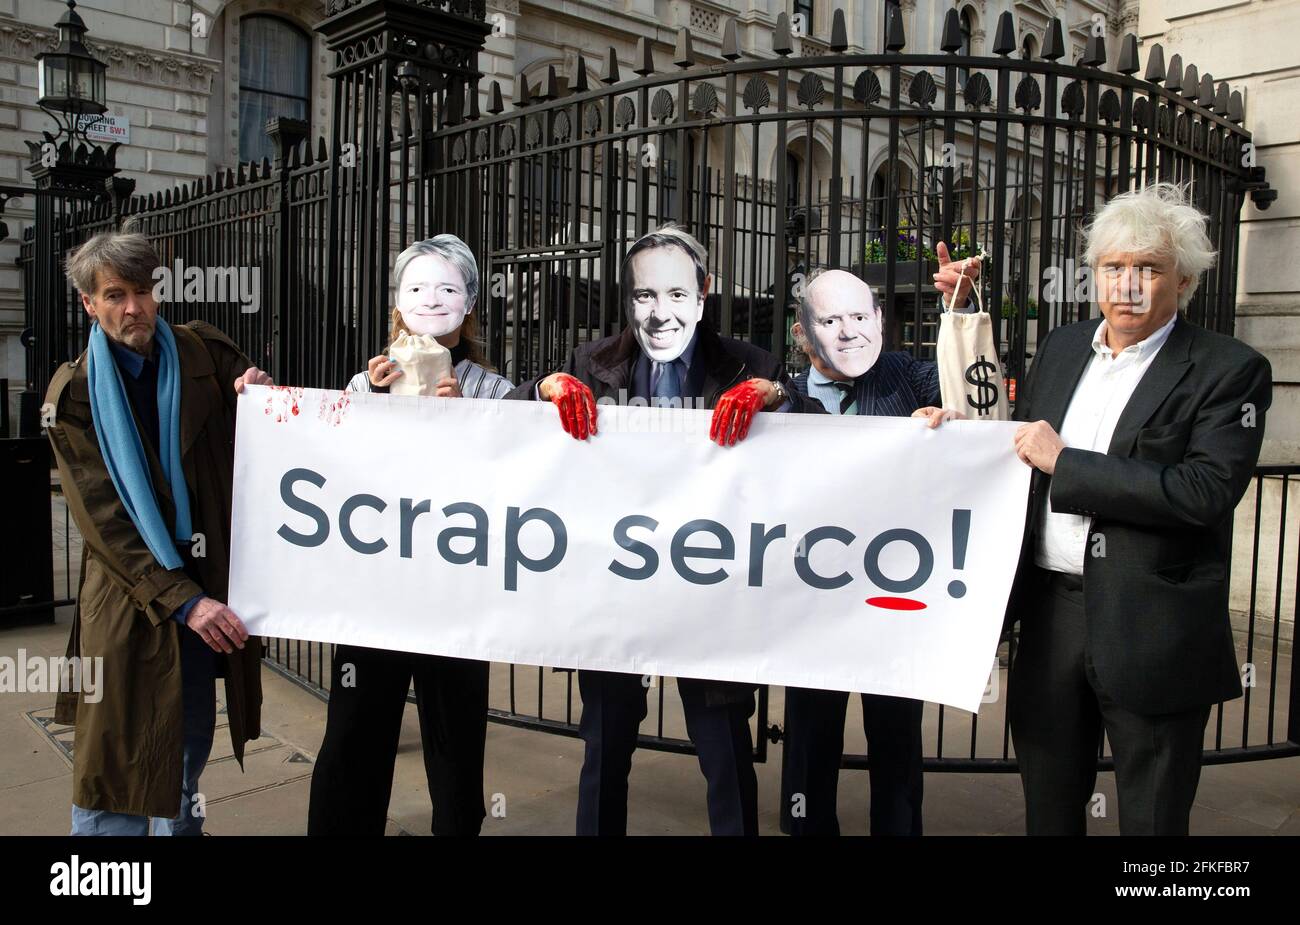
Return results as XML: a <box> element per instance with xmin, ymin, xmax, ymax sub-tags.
<box><xmin>2</xmin><ymin>612</ymin><xmax>1296</xmax><ymax>836</ymax></box>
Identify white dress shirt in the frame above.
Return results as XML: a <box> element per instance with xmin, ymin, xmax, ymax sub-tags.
<box><xmin>806</xmin><ymin>364</ymin><xmax>853</xmax><ymax>415</ymax></box>
<box><xmin>1035</xmin><ymin>315</ymin><xmax>1178</xmax><ymax>575</ymax></box>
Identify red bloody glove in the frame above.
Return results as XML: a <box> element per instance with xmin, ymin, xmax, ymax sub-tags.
<box><xmin>710</xmin><ymin>379</ymin><xmax>768</xmax><ymax>446</ymax></box>
<box><xmin>544</xmin><ymin>372</ymin><xmax>598</xmax><ymax>440</ymax></box>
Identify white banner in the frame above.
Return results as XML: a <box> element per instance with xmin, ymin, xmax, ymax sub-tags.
<box><xmin>229</xmin><ymin>386</ymin><xmax>1031</xmax><ymax>712</ymax></box>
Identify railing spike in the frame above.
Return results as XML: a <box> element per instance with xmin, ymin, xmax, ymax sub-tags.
<box><xmin>317</xmin><ymin>136</ymin><xmax>328</xmax><ymax>161</ymax></box>
<box><xmin>515</xmin><ymin>73</ymin><xmax>532</xmax><ymax>107</ymax></box>
<box><xmin>1082</xmin><ymin>31</ymin><xmax>1106</xmax><ymax>68</ymax></box>
<box><xmin>602</xmin><ymin>46</ymin><xmax>621</xmax><ymax>84</ymax></box>
<box><xmin>885</xmin><ymin>5</ymin><xmax>906</xmax><ymax>52</ymax></box>
<box><xmin>573</xmin><ymin>54</ymin><xmax>589</xmax><ymax>93</ymax></box>
<box><xmin>1214</xmin><ymin>82</ymin><xmax>1230</xmax><ymax>116</ymax></box>
<box><xmin>721</xmin><ymin>18</ymin><xmax>740</xmax><ymax>61</ymax></box>
<box><xmin>1228</xmin><ymin>89</ymin><xmax>1244</xmax><ymax>124</ymax></box>
<box><xmin>940</xmin><ymin>7</ymin><xmax>963</xmax><ymax>53</ymax></box>
<box><xmin>541</xmin><ymin>65</ymin><xmax>559</xmax><ymax>100</ymax></box>
<box><xmin>634</xmin><ymin>36</ymin><xmax>655</xmax><ymax>75</ymax></box>
<box><xmin>774</xmin><ymin>12</ymin><xmax>794</xmax><ymax>56</ymax></box>
<box><xmin>1117</xmin><ymin>33</ymin><xmax>1140</xmax><ymax>74</ymax></box>
<box><xmin>488</xmin><ymin>80</ymin><xmax>504</xmax><ymax>113</ymax></box>
<box><xmin>1198</xmin><ymin>73</ymin><xmax>1215</xmax><ymax>108</ymax></box>
<box><xmin>674</xmin><ymin>27</ymin><xmax>694</xmax><ymax>69</ymax></box>
<box><xmin>1166</xmin><ymin>54</ymin><xmax>1183</xmax><ymax>92</ymax></box>
<box><xmin>992</xmin><ymin>11</ymin><xmax>1016</xmax><ymax>56</ymax></box>
<box><xmin>1041</xmin><ymin>17</ymin><xmax>1065</xmax><ymax>61</ymax></box>
<box><xmin>830</xmin><ymin>8</ymin><xmax>848</xmax><ymax>52</ymax></box>
<box><xmin>1144</xmin><ymin>43</ymin><xmax>1165</xmax><ymax>83</ymax></box>
<box><xmin>1182</xmin><ymin>63</ymin><xmax>1199</xmax><ymax>99</ymax></box>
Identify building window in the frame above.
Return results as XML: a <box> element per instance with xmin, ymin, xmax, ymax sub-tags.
<box><xmin>1021</xmin><ymin>33</ymin><xmax>1037</xmax><ymax>60</ymax></box>
<box><xmin>870</xmin><ymin>165</ymin><xmax>888</xmax><ymax>239</ymax></box>
<box><xmin>787</xmin><ymin>151</ymin><xmax>803</xmax><ymax>207</ymax></box>
<box><xmin>792</xmin><ymin>0</ymin><xmax>814</xmax><ymax>36</ymax></box>
<box><xmin>882</xmin><ymin>0</ymin><xmax>901</xmax><ymax>52</ymax></box>
<box><xmin>239</xmin><ymin>15</ymin><xmax>310</xmax><ymax>164</ymax></box>
<box><xmin>957</xmin><ymin>8</ymin><xmax>973</xmax><ymax>87</ymax></box>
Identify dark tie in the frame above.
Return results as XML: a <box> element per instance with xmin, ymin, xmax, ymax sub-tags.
<box><xmin>832</xmin><ymin>380</ymin><xmax>856</xmax><ymax>415</ymax></box>
<box><xmin>653</xmin><ymin>358</ymin><xmax>684</xmax><ymax>404</ymax></box>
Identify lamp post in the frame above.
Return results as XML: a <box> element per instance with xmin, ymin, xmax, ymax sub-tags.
<box><xmin>20</xmin><ymin>0</ymin><xmax>130</xmax><ymax>435</ymax></box>
<box><xmin>35</xmin><ymin>0</ymin><xmax>108</xmax><ymax>138</ymax></box>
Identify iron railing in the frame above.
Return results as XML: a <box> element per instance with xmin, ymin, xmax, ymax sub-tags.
<box><xmin>14</xmin><ymin>2</ymin><xmax>1287</xmax><ymax>769</ymax></box>
<box><xmin>42</xmin><ymin>464</ymin><xmax>1296</xmax><ymax>768</ymax></box>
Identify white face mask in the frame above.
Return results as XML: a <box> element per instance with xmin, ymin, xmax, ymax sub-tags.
<box><xmin>808</xmin><ymin>289</ymin><xmax>883</xmax><ymax>380</ymax></box>
<box><xmin>626</xmin><ymin>246</ymin><xmax>706</xmax><ymax>363</ymax></box>
<box><xmin>396</xmin><ymin>253</ymin><xmax>471</xmax><ymax>338</ymax></box>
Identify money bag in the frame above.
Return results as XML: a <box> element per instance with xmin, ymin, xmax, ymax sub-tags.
<box><xmin>937</xmin><ymin>311</ymin><xmax>1009</xmax><ymax>421</ymax></box>
<box><xmin>936</xmin><ymin>255</ymin><xmax>1009</xmax><ymax>421</ymax></box>
<box><xmin>387</xmin><ymin>331</ymin><xmax>453</xmax><ymax>397</ymax></box>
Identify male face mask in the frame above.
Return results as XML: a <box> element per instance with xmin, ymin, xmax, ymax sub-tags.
<box><xmin>806</xmin><ymin>277</ymin><xmax>883</xmax><ymax>380</ymax></box>
<box><xmin>626</xmin><ymin>245</ymin><xmax>707</xmax><ymax>363</ymax></box>
<box><xmin>396</xmin><ymin>253</ymin><xmax>471</xmax><ymax>338</ymax></box>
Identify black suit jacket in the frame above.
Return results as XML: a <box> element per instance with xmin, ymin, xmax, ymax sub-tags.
<box><xmin>790</xmin><ymin>351</ymin><xmax>940</xmax><ymax>417</ymax></box>
<box><xmin>1007</xmin><ymin>315</ymin><xmax>1272</xmax><ymax>714</ymax></box>
<box><xmin>506</xmin><ymin>322</ymin><xmax>822</xmax><ymax>414</ymax></box>
<box><xmin>506</xmin><ymin>323</ymin><xmax>819</xmax><ymax>702</ymax></box>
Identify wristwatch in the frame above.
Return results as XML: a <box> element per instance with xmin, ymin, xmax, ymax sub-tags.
<box><xmin>767</xmin><ymin>378</ymin><xmax>788</xmax><ymax>408</ymax></box>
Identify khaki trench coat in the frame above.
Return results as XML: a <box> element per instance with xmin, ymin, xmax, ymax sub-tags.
<box><xmin>44</xmin><ymin>320</ymin><xmax>263</xmax><ymax>817</ymax></box>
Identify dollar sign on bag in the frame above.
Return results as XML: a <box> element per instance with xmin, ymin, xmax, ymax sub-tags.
<box><xmin>965</xmin><ymin>355</ymin><xmax>999</xmax><ymax>416</ymax></box>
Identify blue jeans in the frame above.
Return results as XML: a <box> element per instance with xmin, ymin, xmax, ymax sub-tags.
<box><xmin>71</xmin><ymin>626</ymin><xmax>217</xmax><ymax>836</ymax></box>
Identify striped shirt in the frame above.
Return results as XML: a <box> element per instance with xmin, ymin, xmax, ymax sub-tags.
<box><xmin>346</xmin><ymin>358</ymin><xmax>515</xmax><ymax>399</ymax></box>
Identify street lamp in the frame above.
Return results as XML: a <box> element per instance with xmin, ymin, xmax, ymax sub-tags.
<box><xmin>20</xmin><ymin>0</ymin><xmax>123</xmax><ymax>439</ymax></box>
<box><xmin>35</xmin><ymin>1</ymin><xmax>108</xmax><ymax>143</ymax></box>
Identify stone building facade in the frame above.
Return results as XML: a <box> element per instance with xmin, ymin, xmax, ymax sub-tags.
<box><xmin>1</xmin><ymin>0</ymin><xmax>1292</xmax><ymax>468</ymax></box>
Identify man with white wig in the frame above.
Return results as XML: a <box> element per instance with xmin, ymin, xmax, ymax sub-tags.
<box><xmin>1003</xmin><ymin>182</ymin><xmax>1271</xmax><ymax>835</ymax></box>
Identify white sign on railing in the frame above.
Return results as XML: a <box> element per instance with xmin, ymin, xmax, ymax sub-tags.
<box><xmin>229</xmin><ymin>386</ymin><xmax>1031</xmax><ymax>712</ymax></box>
<box><xmin>76</xmin><ymin>113</ymin><xmax>129</xmax><ymax>144</ymax></box>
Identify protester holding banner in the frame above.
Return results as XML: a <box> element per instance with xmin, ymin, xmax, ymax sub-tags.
<box><xmin>508</xmin><ymin>224</ymin><xmax>818</xmax><ymax>835</ymax></box>
<box><xmin>308</xmin><ymin>235</ymin><xmax>512</xmax><ymax>836</ymax></box>
<box><xmin>780</xmin><ymin>251</ymin><xmax>980</xmax><ymax>836</ymax></box>
<box><xmin>1006</xmin><ymin>181</ymin><xmax>1271</xmax><ymax>835</ymax></box>
<box><xmin>44</xmin><ymin>232</ymin><xmax>269</xmax><ymax>835</ymax></box>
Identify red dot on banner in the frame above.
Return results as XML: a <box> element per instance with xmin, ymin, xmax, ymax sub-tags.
<box><xmin>866</xmin><ymin>596</ymin><xmax>926</xmax><ymax>611</ymax></box>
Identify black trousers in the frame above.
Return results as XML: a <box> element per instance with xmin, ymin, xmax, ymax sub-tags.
<box><xmin>1009</xmin><ymin>567</ymin><xmax>1212</xmax><ymax>835</ymax></box>
<box><xmin>576</xmin><ymin>670</ymin><xmax>758</xmax><ymax>836</ymax></box>
<box><xmin>780</xmin><ymin>688</ymin><xmax>924</xmax><ymax>835</ymax></box>
<box><xmin>308</xmin><ymin>644</ymin><xmax>489</xmax><ymax>836</ymax></box>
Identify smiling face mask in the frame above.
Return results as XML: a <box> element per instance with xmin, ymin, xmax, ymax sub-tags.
<box><xmin>625</xmin><ymin>245</ymin><xmax>708</xmax><ymax>364</ymax></box>
<box><xmin>396</xmin><ymin>253</ymin><xmax>471</xmax><ymax>338</ymax></box>
<box><xmin>806</xmin><ymin>280</ymin><xmax>883</xmax><ymax>380</ymax></box>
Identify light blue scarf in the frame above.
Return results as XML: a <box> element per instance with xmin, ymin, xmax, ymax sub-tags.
<box><xmin>87</xmin><ymin>320</ymin><xmax>192</xmax><ymax>570</ymax></box>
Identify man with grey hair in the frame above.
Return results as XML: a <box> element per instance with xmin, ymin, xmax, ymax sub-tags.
<box><xmin>45</xmin><ymin>231</ymin><xmax>271</xmax><ymax>835</ymax></box>
<box><xmin>1005</xmin><ymin>181</ymin><xmax>1271</xmax><ymax>834</ymax></box>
